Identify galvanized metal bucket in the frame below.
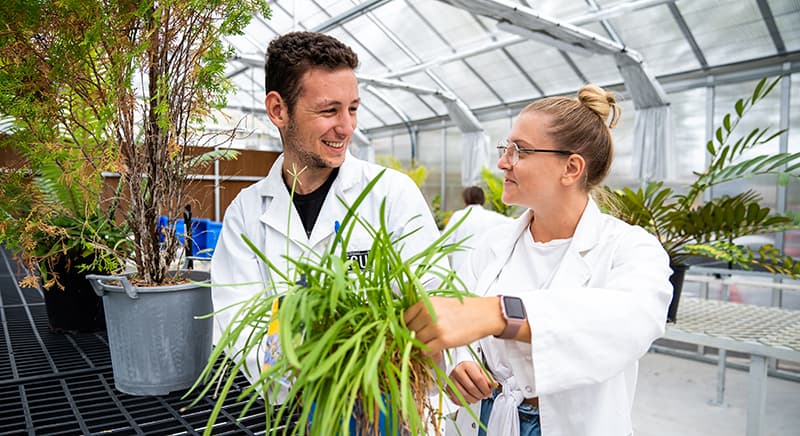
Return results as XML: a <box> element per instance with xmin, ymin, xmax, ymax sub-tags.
<box><xmin>86</xmin><ymin>270</ymin><xmax>212</xmax><ymax>396</ymax></box>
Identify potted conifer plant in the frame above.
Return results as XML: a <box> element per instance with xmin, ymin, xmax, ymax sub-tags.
<box><xmin>1</xmin><ymin>0</ymin><xmax>269</xmax><ymax>395</ymax></box>
<box><xmin>0</xmin><ymin>157</ymin><xmax>129</xmax><ymax>333</ymax></box>
<box><xmin>0</xmin><ymin>9</ymin><xmax>129</xmax><ymax>333</ymax></box>
<box><xmin>602</xmin><ymin>77</ymin><xmax>800</xmax><ymax>321</ymax></box>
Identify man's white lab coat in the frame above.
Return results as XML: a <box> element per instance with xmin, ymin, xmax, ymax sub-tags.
<box><xmin>211</xmin><ymin>152</ymin><xmax>442</xmax><ymax>385</ymax></box>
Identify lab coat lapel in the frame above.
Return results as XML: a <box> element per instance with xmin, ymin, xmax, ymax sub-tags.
<box><xmin>473</xmin><ymin>211</ymin><xmax>532</xmax><ymax>295</ymax></box>
<box><xmin>307</xmin><ymin>153</ymin><xmax>360</xmax><ymax>248</ymax></box>
<box><xmin>547</xmin><ymin>198</ymin><xmax>603</xmax><ymax>289</ymax></box>
<box><xmin>258</xmin><ymin>155</ymin><xmax>307</xmax><ymax>246</ymax></box>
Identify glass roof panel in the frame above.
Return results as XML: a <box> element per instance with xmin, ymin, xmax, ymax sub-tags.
<box><xmin>535</xmin><ymin>0</ymin><xmax>591</xmax><ymax>18</ymax></box>
<box><xmin>369</xmin><ymin>0</ymin><xmax>452</xmax><ymax>62</ymax></box>
<box><xmin>503</xmin><ymin>41</ymin><xmax>584</xmax><ymax>96</ymax></box>
<box><xmin>400</xmin><ymin>72</ymin><xmax>450</xmax><ymax>115</ymax></box>
<box><xmin>343</xmin><ymin>14</ymin><xmax>415</xmax><ymax>71</ymax></box>
<box><xmin>465</xmin><ymin>49</ymin><xmax>539</xmax><ymax>104</ymax></box>
<box><xmin>333</xmin><ymin>23</ymin><xmax>393</xmax><ymax>75</ymax></box>
<box><xmin>603</xmin><ymin>3</ymin><xmax>701</xmax><ymax>76</ymax></box>
<box><xmin>432</xmin><ymin>60</ymin><xmax>502</xmax><ymax>108</ymax></box>
<box><xmin>679</xmin><ymin>0</ymin><xmax>778</xmax><ymax>65</ymax></box>
<box><xmin>296</xmin><ymin>0</ymin><xmax>355</xmax><ymax>30</ymax></box>
<box><xmin>379</xmin><ymin>88</ymin><xmax>438</xmax><ymax>120</ymax></box>
<box><xmin>228</xmin><ymin>69</ymin><xmax>264</xmax><ymax>107</ymax></box>
<box><xmin>224</xmin><ymin>31</ymin><xmax>264</xmax><ymax>57</ymax></box>
<box><xmin>355</xmin><ymin>104</ymin><xmax>383</xmax><ymax>130</ymax></box>
<box><xmin>770</xmin><ymin>0</ymin><xmax>800</xmax><ymax>51</ymax></box>
<box><xmin>568</xmin><ymin>22</ymin><xmax>623</xmax><ymax>86</ymax></box>
<box><xmin>408</xmin><ymin>0</ymin><xmax>496</xmax><ymax>53</ymax></box>
<box><xmin>267</xmin><ymin>1</ymin><xmax>306</xmax><ymax>34</ymax></box>
<box><xmin>359</xmin><ymin>89</ymin><xmax>405</xmax><ymax>127</ymax></box>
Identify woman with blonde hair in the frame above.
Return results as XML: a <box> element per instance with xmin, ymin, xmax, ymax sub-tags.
<box><xmin>405</xmin><ymin>84</ymin><xmax>672</xmax><ymax>436</ymax></box>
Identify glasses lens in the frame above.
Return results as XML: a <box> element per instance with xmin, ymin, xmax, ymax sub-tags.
<box><xmin>497</xmin><ymin>140</ymin><xmax>519</xmax><ymax>164</ymax></box>
<box><xmin>497</xmin><ymin>145</ymin><xmax>507</xmax><ymax>159</ymax></box>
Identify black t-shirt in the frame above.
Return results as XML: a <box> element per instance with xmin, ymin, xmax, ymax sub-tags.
<box><xmin>289</xmin><ymin>168</ymin><xmax>339</xmax><ymax>238</ymax></box>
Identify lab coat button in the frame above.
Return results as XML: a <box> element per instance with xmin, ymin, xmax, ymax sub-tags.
<box><xmin>525</xmin><ymin>386</ymin><xmax>533</xmax><ymax>393</ymax></box>
<box><xmin>471</xmin><ymin>423</ymin><xmax>476</xmax><ymax>429</ymax></box>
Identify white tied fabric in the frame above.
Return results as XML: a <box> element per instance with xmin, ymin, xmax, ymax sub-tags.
<box><xmin>484</xmin><ymin>349</ymin><xmax>524</xmax><ymax>436</ymax></box>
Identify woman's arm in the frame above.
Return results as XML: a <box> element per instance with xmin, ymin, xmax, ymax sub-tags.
<box><xmin>403</xmin><ymin>295</ymin><xmax>532</xmax><ymax>359</ymax></box>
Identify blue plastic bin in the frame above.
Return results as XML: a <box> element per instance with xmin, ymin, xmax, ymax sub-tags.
<box><xmin>157</xmin><ymin>216</ymin><xmax>221</xmax><ymax>258</ymax></box>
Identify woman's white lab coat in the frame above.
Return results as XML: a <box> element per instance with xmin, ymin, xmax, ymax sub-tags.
<box><xmin>211</xmin><ymin>152</ymin><xmax>442</xmax><ymax>385</ymax></box>
<box><xmin>451</xmin><ymin>199</ymin><xmax>672</xmax><ymax>436</ymax></box>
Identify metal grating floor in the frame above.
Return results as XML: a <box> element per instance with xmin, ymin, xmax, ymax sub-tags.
<box><xmin>0</xmin><ymin>248</ymin><xmax>276</xmax><ymax>435</ymax></box>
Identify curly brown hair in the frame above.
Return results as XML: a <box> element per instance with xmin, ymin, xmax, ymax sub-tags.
<box><xmin>265</xmin><ymin>32</ymin><xmax>359</xmax><ymax>115</ymax></box>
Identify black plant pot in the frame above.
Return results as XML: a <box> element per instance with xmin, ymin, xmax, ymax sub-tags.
<box><xmin>43</xmin><ymin>257</ymin><xmax>106</xmax><ymax>334</ymax></box>
<box><xmin>667</xmin><ymin>263</ymin><xmax>689</xmax><ymax>323</ymax></box>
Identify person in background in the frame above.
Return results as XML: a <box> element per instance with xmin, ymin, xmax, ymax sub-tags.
<box><xmin>211</xmin><ymin>31</ymin><xmax>441</xmax><ymax>405</ymax></box>
<box><xmin>404</xmin><ymin>84</ymin><xmax>672</xmax><ymax>436</ymax></box>
<box><xmin>444</xmin><ymin>186</ymin><xmax>513</xmax><ymax>271</ymax></box>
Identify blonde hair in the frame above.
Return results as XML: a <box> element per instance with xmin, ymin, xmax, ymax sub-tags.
<box><xmin>521</xmin><ymin>84</ymin><xmax>620</xmax><ymax>190</ymax></box>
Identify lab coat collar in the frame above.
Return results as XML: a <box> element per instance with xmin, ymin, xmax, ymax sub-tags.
<box><xmin>257</xmin><ymin>151</ymin><xmax>362</xmax><ymax>246</ymax></box>
<box><xmin>548</xmin><ymin>197</ymin><xmax>602</xmax><ymax>289</ymax></box>
<box><xmin>478</xmin><ymin>197</ymin><xmax>603</xmax><ymax>292</ymax></box>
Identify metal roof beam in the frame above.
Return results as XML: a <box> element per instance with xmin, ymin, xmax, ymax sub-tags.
<box><xmin>312</xmin><ymin>0</ymin><xmax>393</xmax><ymax>33</ymax></box>
<box><xmin>358</xmin><ymin>76</ymin><xmax>457</xmax><ymax>101</ymax></box>
<box><xmin>667</xmin><ymin>3</ymin><xmax>708</xmax><ymax>69</ymax></box>
<box><xmin>567</xmin><ymin>0</ymin><xmax>677</xmax><ymax>25</ymax></box>
<box><xmin>360</xmin><ymin>75</ymin><xmax>484</xmax><ymax>132</ymax></box>
<box><xmin>438</xmin><ymin>0</ymin><xmax>635</xmax><ymax>57</ymax></box>
<box><xmin>583</xmin><ymin>0</ymin><xmax>624</xmax><ymax>45</ymax></box>
<box><xmin>362</xmin><ymin>51</ymin><xmax>800</xmax><ymax>136</ymax></box>
<box><xmin>756</xmin><ymin>0</ymin><xmax>786</xmax><ymax>54</ymax></box>
<box><xmin>388</xmin><ymin>0</ymin><xmax>671</xmax><ymax>79</ymax></box>
<box><xmin>439</xmin><ymin>0</ymin><xmax>669</xmax><ymax>109</ymax></box>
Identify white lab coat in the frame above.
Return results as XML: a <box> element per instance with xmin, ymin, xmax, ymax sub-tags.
<box><xmin>211</xmin><ymin>152</ymin><xmax>442</xmax><ymax>387</ymax></box>
<box><xmin>443</xmin><ymin>204</ymin><xmax>513</xmax><ymax>271</ymax></box>
<box><xmin>450</xmin><ymin>198</ymin><xmax>672</xmax><ymax>436</ymax></box>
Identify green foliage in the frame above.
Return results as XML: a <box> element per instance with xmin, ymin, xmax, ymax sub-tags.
<box><xmin>190</xmin><ymin>171</ymin><xmax>475</xmax><ymax>435</ymax></box>
<box><xmin>430</xmin><ymin>194</ymin><xmax>453</xmax><ymax>230</ymax></box>
<box><xmin>376</xmin><ymin>155</ymin><xmax>429</xmax><ymax>188</ymax></box>
<box><xmin>480</xmin><ymin>167</ymin><xmax>520</xmax><ymax>217</ymax></box>
<box><xmin>602</xmin><ymin>77</ymin><xmax>800</xmax><ymax>277</ymax></box>
<box><xmin>0</xmin><ymin>157</ymin><xmax>130</xmax><ymax>289</ymax></box>
<box><xmin>0</xmin><ymin>0</ymin><xmax>269</xmax><ymax>285</ymax></box>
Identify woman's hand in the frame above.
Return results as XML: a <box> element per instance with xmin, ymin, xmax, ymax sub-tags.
<box><xmin>447</xmin><ymin>361</ymin><xmax>496</xmax><ymax>405</ymax></box>
<box><xmin>403</xmin><ymin>296</ymin><xmax>505</xmax><ymax>358</ymax></box>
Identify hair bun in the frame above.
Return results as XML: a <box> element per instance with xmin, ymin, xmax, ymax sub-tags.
<box><xmin>578</xmin><ymin>84</ymin><xmax>620</xmax><ymax>129</ymax></box>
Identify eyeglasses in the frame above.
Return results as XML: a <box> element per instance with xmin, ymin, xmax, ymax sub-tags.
<box><xmin>496</xmin><ymin>139</ymin><xmax>572</xmax><ymax>165</ymax></box>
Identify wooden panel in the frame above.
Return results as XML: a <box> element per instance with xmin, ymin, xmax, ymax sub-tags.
<box><xmin>219</xmin><ymin>149</ymin><xmax>277</xmax><ymax>177</ymax></box>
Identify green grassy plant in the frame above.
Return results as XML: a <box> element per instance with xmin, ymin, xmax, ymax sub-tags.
<box><xmin>191</xmin><ymin>170</ymin><xmax>476</xmax><ymax>435</ymax></box>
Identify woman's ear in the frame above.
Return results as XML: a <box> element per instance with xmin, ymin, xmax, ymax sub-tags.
<box><xmin>561</xmin><ymin>154</ymin><xmax>586</xmax><ymax>187</ymax></box>
<box><xmin>265</xmin><ymin>91</ymin><xmax>288</xmax><ymax>129</ymax></box>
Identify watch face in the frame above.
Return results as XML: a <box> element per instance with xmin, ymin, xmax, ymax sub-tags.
<box><xmin>504</xmin><ymin>296</ymin><xmax>526</xmax><ymax>319</ymax></box>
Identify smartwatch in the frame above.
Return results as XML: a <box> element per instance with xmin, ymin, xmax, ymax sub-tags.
<box><xmin>495</xmin><ymin>295</ymin><xmax>527</xmax><ymax>339</ymax></box>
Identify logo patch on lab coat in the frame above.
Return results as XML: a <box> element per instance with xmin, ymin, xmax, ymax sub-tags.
<box><xmin>346</xmin><ymin>250</ymin><xmax>370</xmax><ymax>270</ymax></box>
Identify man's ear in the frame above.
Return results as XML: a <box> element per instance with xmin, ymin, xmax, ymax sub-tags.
<box><xmin>265</xmin><ymin>91</ymin><xmax>288</xmax><ymax>129</ymax></box>
<box><xmin>561</xmin><ymin>153</ymin><xmax>586</xmax><ymax>187</ymax></box>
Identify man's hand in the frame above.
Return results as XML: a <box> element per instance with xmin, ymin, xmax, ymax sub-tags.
<box><xmin>446</xmin><ymin>361</ymin><xmax>496</xmax><ymax>405</ymax></box>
